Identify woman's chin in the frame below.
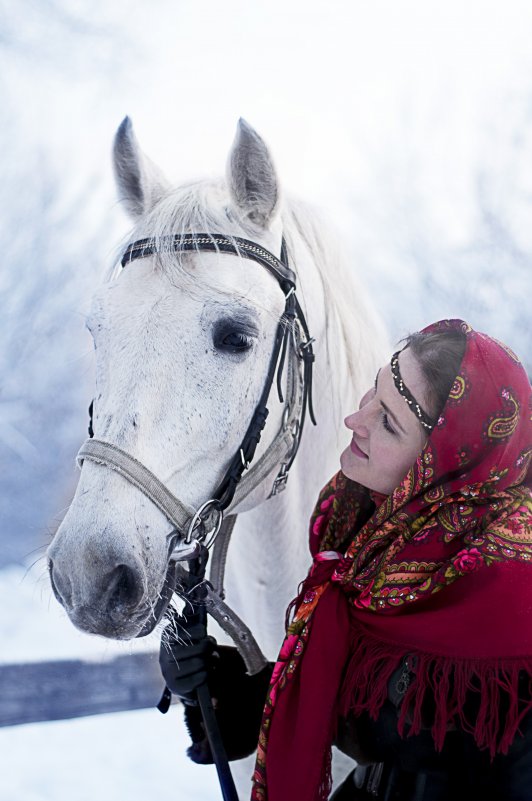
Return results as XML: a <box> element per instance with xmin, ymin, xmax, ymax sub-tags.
<box><xmin>339</xmin><ymin>449</ymin><xmax>360</xmax><ymax>482</ymax></box>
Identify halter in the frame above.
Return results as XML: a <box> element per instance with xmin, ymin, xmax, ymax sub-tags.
<box><xmin>78</xmin><ymin>232</ymin><xmax>316</xmax><ymax>672</ymax></box>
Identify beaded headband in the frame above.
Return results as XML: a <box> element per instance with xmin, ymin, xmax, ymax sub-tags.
<box><xmin>390</xmin><ymin>350</ymin><xmax>437</xmax><ymax>432</ymax></box>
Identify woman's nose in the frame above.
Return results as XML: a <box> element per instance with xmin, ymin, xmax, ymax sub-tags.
<box><xmin>344</xmin><ymin>408</ymin><xmax>370</xmax><ymax>436</ymax></box>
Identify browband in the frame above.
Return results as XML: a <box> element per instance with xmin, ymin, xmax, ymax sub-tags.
<box><xmin>390</xmin><ymin>350</ymin><xmax>436</xmax><ymax>432</ymax></box>
<box><xmin>121</xmin><ymin>234</ymin><xmax>297</xmax><ymax>291</ymax></box>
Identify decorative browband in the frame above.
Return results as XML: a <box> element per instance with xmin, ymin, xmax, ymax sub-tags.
<box><xmin>120</xmin><ymin>233</ymin><xmax>297</xmax><ymax>291</ymax></box>
<box><xmin>390</xmin><ymin>350</ymin><xmax>437</xmax><ymax>432</ymax></box>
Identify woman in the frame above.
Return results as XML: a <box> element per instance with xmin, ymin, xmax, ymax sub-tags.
<box><xmin>162</xmin><ymin>319</ymin><xmax>532</xmax><ymax>800</ymax></box>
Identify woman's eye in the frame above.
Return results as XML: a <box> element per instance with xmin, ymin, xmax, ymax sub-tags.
<box><xmin>381</xmin><ymin>412</ymin><xmax>396</xmax><ymax>435</ymax></box>
<box><xmin>214</xmin><ymin>330</ymin><xmax>254</xmax><ymax>353</ymax></box>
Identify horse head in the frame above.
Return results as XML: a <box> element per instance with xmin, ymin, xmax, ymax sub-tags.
<box><xmin>47</xmin><ymin>118</ymin><xmax>304</xmax><ymax>639</ymax></box>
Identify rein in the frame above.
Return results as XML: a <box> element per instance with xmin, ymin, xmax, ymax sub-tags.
<box><xmin>78</xmin><ymin>232</ymin><xmax>316</xmax><ymax>670</ymax></box>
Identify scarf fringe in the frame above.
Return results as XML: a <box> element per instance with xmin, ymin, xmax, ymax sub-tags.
<box><xmin>340</xmin><ymin>624</ymin><xmax>532</xmax><ymax>758</ymax></box>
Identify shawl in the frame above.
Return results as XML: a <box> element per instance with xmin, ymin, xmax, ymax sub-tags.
<box><xmin>251</xmin><ymin>319</ymin><xmax>532</xmax><ymax>801</ymax></box>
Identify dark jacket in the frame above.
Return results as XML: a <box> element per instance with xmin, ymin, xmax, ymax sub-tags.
<box><xmin>184</xmin><ymin>647</ymin><xmax>532</xmax><ymax>800</ymax></box>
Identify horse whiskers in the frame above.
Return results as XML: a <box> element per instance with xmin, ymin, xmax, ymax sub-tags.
<box><xmin>26</xmin><ymin>566</ymin><xmax>55</xmax><ymax>605</ymax></box>
<box><xmin>20</xmin><ymin>555</ymin><xmax>49</xmax><ymax>583</ymax></box>
<box><xmin>160</xmin><ymin>618</ymin><xmax>190</xmax><ymax>656</ymax></box>
<box><xmin>161</xmin><ymin>596</ymin><xmax>192</xmax><ymax>644</ymax></box>
<box><xmin>23</xmin><ymin>543</ymin><xmax>48</xmax><ymax>560</ymax></box>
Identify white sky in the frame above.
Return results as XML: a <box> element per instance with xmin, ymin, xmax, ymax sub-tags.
<box><xmin>9</xmin><ymin>0</ymin><xmax>532</xmax><ymax>211</ymax></box>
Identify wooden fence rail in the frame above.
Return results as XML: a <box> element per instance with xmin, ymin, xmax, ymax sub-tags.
<box><xmin>0</xmin><ymin>652</ymin><xmax>168</xmax><ymax>727</ymax></box>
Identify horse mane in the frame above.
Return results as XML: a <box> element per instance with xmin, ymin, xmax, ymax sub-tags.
<box><xmin>281</xmin><ymin>197</ymin><xmax>386</xmax><ymax>401</ymax></box>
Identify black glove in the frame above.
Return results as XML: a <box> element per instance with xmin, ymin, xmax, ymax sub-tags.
<box><xmin>157</xmin><ymin>556</ymin><xmax>273</xmax><ymax>764</ymax></box>
<box><xmin>159</xmin><ymin>615</ymin><xmax>273</xmax><ymax>763</ymax></box>
<box><xmin>159</xmin><ymin>549</ymin><xmax>215</xmax><ymax>707</ymax></box>
<box><xmin>158</xmin><ymin>560</ymin><xmax>217</xmax><ymax>705</ymax></box>
<box><xmin>159</xmin><ymin>631</ymin><xmax>218</xmax><ymax>705</ymax></box>
<box><xmin>183</xmin><ymin>645</ymin><xmax>274</xmax><ymax>764</ymax></box>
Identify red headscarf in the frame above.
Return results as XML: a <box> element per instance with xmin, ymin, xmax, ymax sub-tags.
<box><xmin>251</xmin><ymin>320</ymin><xmax>532</xmax><ymax>801</ymax></box>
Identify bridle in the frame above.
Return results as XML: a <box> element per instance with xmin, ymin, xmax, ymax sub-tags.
<box><xmin>77</xmin><ymin>233</ymin><xmax>316</xmax><ymax>673</ymax></box>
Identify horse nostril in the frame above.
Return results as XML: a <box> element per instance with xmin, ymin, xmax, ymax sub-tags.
<box><xmin>107</xmin><ymin>564</ymin><xmax>143</xmax><ymax>612</ymax></box>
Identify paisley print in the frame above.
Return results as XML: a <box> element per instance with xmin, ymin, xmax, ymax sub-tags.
<box><xmin>486</xmin><ymin>388</ymin><xmax>520</xmax><ymax>441</ymax></box>
<box><xmin>423</xmin><ymin>485</ymin><xmax>445</xmax><ymax>503</ymax></box>
<box><xmin>447</xmin><ymin>373</ymin><xmax>470</xmax><ymax>405</ymax></box>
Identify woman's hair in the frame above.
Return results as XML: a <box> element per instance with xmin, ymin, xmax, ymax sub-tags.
<box><xmin>403</xmin><ymin>330</ymin><xmax>467</xmax><ymax>420</ymax></box>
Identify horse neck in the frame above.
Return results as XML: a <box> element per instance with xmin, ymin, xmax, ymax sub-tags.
<box><xmin>223</xmin><ymin>212</ymin><xmax>386</xmax><ymax>658</ymax></box>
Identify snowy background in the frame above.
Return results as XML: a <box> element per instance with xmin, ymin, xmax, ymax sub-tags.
<box><xmin>1</xmin><ymin>1</ymin><xmax>531</xmax><ymax>799</ymax></box>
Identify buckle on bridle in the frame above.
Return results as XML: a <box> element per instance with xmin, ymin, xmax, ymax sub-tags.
<box><xmin>270</xmin><ymin>464</ymin><xmax>289</xmax><ymax>496</ymax></box>
<box><xmin>298</xmin><ymin>336</ymin><xmax>315</xmax><ymax>359</ymax></box>
<box><xmin>185</xmin><ymin>499</ymin><xmax>224</xmax><ymax>546</ymax></box>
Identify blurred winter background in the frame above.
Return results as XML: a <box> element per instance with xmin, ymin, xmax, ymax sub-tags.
<box><xmin>1</xmin><ymin>0</ymin><xmax>531</xmax><ymax>799</ymax></box>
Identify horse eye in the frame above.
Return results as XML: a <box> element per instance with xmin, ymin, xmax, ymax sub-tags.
<box><xmin>214</xmin><ymin>330</ymin><xmax>254</xmax><ymax>353</ymax></box>
<box><xmin>212</xmin><ymin>319</ymin><xmax>257</xmax><ymax>354</ymax></box>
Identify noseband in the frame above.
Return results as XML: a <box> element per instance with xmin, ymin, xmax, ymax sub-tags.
<box><xmin>77</xmin><ymin>232</ymin><xmax>316</xmax><ymax>671</ymax></box>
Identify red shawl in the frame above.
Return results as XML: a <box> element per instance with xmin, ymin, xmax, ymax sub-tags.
<box><xmin>251</xmin><ymin>320</ymin><xmax>532</xmax><ymax>801</ymax></box>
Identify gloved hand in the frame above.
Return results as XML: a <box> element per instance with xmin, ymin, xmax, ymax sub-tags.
<box><xmin>159</xmin><ymin>630</ymin><xmax>218</xmax><ymax>705</ymax></box>
<box><xmin>181</xmin><ymin>645</ymin><xmax>273</xmax><ymax>764</ymax></box>
<box><xmin>157</xmin><ymin>556</ymin><xmax>273</xmax><ymax>764</ymax></box>
<box><xmin>159</xmin><ymin>580</ymin><xmax>217</xmax><ymax>705</ymax></box>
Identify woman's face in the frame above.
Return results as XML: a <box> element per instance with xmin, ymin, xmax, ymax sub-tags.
<box><xmin>340</xmin><ymin>348</ymin><xmax>430</xmax><ymax>495</ymax></box>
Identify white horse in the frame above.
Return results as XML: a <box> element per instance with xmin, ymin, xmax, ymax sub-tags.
<box><xmin>47</xmin><ymin>117</ymin><xmax>387</xmax><ymax>793</ymax></box>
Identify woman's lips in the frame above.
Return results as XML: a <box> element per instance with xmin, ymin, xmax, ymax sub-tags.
<box><xmin>350</xmin><ymin>436</ymin><xmax>368</xmax><ymax>459</ymax></box>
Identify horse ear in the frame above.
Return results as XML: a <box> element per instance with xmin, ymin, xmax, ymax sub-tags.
<box><xmin>112</xmin><ymin>117</ymin><xmax>170</xmax><ymax>220</ymax></box>
<box><xmin>226</xmin><ymin>118</ymin><xmax>279</xmax><ymax>228</ymax></box>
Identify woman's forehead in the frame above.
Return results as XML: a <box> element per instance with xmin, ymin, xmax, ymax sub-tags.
<box><xmin>378</xmin><ymin>350</ymin><xmax>429</xmax><ymax>430</ymax></box>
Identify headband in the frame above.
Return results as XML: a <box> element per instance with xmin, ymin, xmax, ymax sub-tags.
<box><xmin>390</xmin><ymin>350</ymin><xmax>437</xmax><ymax>432</ymax></box>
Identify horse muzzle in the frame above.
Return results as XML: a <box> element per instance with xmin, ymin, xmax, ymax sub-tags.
<box><xmin>47</xmin><ymin>545</ymin><xmax>176</xmax><ymax>639</ymax></box>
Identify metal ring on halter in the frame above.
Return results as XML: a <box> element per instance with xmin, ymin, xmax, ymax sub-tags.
<box><xmin>185</xmin><ymin>499</ymin><xmax>224</xmax><ymax>544</ymax></box>
<box><xmin>203</xmin><ymin>523</ymin><xmax>225</xmax><ymax>551</ymax></box>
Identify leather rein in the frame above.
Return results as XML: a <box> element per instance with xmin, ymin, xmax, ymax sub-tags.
<box><xmin>77</xmin><ymin>233</ymin><xmax>316</xmax><ymax>674</ymax></box>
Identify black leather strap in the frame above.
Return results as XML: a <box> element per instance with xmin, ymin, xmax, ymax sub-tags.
<box><xmin>121</xmin><ymin>233</ymin><xmax>297</xmax><ymax>290</ymax></box>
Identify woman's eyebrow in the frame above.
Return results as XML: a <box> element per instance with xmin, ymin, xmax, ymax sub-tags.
<box><xmin>375</xmin><ymin>369</ymin><xmax>407</xmax><ymax>435</ymax></box>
